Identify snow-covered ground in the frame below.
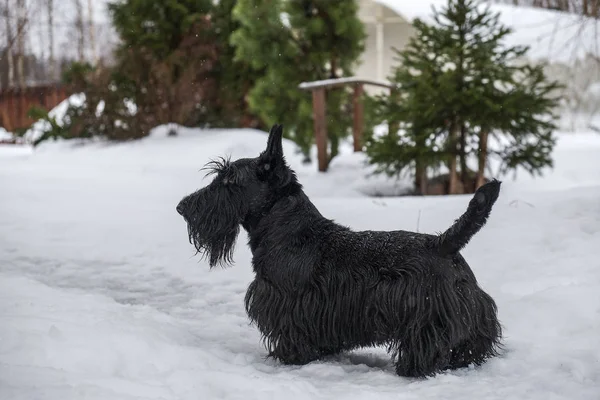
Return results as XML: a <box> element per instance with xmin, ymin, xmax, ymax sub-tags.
<box><xmin>0</xmin><ymin>127</ymin><xmax>12</xmax><ymax>141</ymax></box>
<box><xmin>1</xmin><ymin>126</ymin><xmax>599</xmax><ymax>400</ymax></box>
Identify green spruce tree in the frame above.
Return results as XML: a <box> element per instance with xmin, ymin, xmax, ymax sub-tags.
<box><xmin>366</xmin><ymin>0</ymin><xmax>562</xmax><ymax>194</ymax></box>
<box><xmin>108</xmin><ymin>0</ymin><xmax>218</xmax><ymax>131</ymax></box>
<box><xmin>108</xmin><ymin>0</ymin><xmax>212</xmax><ymax>60</ymax></box>
<box><xmin>230</xmin><ymin>0</ymin><xmax>366</xmax><ymax>162</ymax></box>
<box><xmin>366</xmin><ymin>18</ymin><xmax>451</xmax><ymax>194</ymax></box>
<box><xmin>208</xmin><ymin>0</ymin><xmax>262</xmax><ymax>128</ymax></box>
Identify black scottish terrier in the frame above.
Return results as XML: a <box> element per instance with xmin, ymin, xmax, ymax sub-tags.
<box><xmin>176</xmin><ymin>125</ymin><xmax>502</xmax><ymax>378</ymax></box>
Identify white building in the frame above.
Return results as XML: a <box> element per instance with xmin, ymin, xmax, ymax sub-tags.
<box><xmin>353</xmin><ymin>0</ymin><xmax>600</xmax><ymax>129</ymax></box>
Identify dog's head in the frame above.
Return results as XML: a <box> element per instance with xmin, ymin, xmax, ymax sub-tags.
<box><xmin>176</xmin><ymin>124</ymin><xmax>299</xmax><ymax>267</ymax></box>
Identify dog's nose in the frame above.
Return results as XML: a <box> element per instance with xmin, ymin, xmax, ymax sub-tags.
<box><xmin>176</xmin><ymin>199</ymin><xmax>186</xmax><ymax>216</ymax></box>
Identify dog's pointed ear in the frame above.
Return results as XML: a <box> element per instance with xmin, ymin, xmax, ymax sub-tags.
<box><xmin>265</xmin><ymin>124</ymin><xmax>284</xmax><ymax>160</ymax></box>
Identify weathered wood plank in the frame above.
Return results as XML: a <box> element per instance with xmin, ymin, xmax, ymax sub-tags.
<box><xmin>352</xmin><ymin>84</ymin><xmax>364</xmax><ymax>152</ymax></box>
<box><xmin>312</xmin><ymin>88</ymin><xmax>328</xmax><ymax>172</ymax></box>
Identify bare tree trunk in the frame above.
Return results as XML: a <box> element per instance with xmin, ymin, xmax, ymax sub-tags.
<box><xmin>37</xmin><ymin>15</ymin><xmax>45</xmax><ymax>84</ymax></box>
<box><xmin>420</xmin><ymin>170</ymin><xmax>428</xmax><ymax>195</ymax></box>
<box><xmin>47</xmin><ymin>0</ymin><xmax>55</xmax><ymax>81</ymax></box>
<box><xmin>74</xmin><ymin>0</ymin><xmax>85</xmax><ymax>62</ymax></box>
<box><xmin>5</xmin><ymin>0</ymin><xmax>15</xmax><ymax>88</ymax></box>
<box><xmin>476</xmin><ymin>129</ymin><xmax>489</xmax><ymax>188</ymax></box>
<box><xmin>388</xmin><ymin>88</ymin><xmax>400</xmax><ymax>136</ymax></box>
<box><xmin>588</xmin><ymin>0</ymin><xmax>600</xmax><ymax>18</ymax></box>
<box><xmin>86</xmin><ymin>0</ymin><xmax>97</xmax><ymax>64</ymax></box>
<box><xmin>459</xmin><ymin>122</ymin><xmax>468</xmax><ymax>186</ymax></box>
<box><xmin>16</xmin><ymin>0</ymin><xmax>26</xmax><ymax>89</ymax></box>
<box><xmin>415</xmin><ymin>163</ymin><xmax>428</xmax><ymax>195</ymax></box>
<box><xmin>414</xmin><ymin>129</ymin><xmax>428</xmax><ymax>195</ymax></box>
<box><xmin>448</xmin><ymin>121</ymin><xmax>459</xmax><ymax>194</ymax></box>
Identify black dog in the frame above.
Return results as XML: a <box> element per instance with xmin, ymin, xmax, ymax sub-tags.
<box><xmin>176</xmin><ymin>125</ymin><xmax>502</xmax><ymax>378</ymax></box>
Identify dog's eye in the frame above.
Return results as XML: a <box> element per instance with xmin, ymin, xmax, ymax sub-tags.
<box><xmin>257</xmin><ymin>163</ymin><xmax>271</xmax><ymax>181</ymax></box>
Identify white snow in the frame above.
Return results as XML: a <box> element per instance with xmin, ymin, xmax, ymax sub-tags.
<box><xmin>0</xmin><ymin>127</ymin><xmax>12</xmax><ymax>141</ymax></box>
<box><xmin>298</xmin><ymin>77</ymin><xmax>396</xmax><ymax>89</ymax></box>
<box><xmin>21</xmin><ymin>93</ymin><xmax>86</xmax><ymax>144</ymax></box>
<box><xmin>374</xmin><ymin>0</ymin><xmax>600</xmax><ymax>65</ymax></box>
<box><xmin>22</xmin><ymin>93</ymin><xmax>140</xmax><ymax>145</ymax></box>
<box><xmin>1</xmin><ymin>124</ymin><xmax>600</xmax><ymax>399</ymax></box>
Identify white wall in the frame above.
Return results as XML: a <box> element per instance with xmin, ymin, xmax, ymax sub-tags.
<box><xmin>354</xmin><ymin>22</ymin><xmax>415</xmax><ymax>96</ymax></box>
<box><xmin>354</xmin><ymin>0</ymin><xmax>415</xmax><ymax>95</ymax></box>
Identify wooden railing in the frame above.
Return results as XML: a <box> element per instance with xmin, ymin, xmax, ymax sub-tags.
<box><xmin>299</xmin><ymin>77</ymin><xmax>397</xmax><ymax>172</ymax></box>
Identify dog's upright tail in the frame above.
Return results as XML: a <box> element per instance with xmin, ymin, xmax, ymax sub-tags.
<box><xmin>434</xmin><ymin>179</ymin><xmax>501</xmax><ymax>256</ymax></box>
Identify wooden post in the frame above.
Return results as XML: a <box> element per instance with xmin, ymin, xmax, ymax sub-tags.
<box><xmin>18</xmin><ymin>89</ymin><xmax>26</xmax><ymax>130</ymax></box>
<box><xmin>352</xmin><ymin>84</ymin><xmax>364</xmax><ymax>152</ymax></box>
<box><xmin>3</xmin><ymin>90</ymin><xmax>13</xmax><ymax>132</ymax></box>
<box><xmin>312</xmin><ymin>87</ymin><xmax>328</xmax><ymax>172</ymax></box>
<box><xmin>298</xmin><ymin>78</ymin><xmax>395</xmax><ymax>172</ymax></box>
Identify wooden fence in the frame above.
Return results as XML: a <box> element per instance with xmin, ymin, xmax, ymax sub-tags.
<box><xmin>0</xmin><ymin>85</ymin><xmax>68</xmax><ymax>132</ymax></box>
<box><xmin>299</xmin><ymin>77</ymin><xmax>397</xmax><ymax>172</ymax></box>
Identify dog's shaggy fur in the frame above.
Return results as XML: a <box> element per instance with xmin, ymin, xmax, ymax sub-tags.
<box><xmin>176</xmin><ymin>125</ymin><xmax>503</xmax><ymax>378</ymax></box>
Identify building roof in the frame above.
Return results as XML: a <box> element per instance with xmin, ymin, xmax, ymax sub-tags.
<box><xmin>373</xmin><ymin>0</ymin><xmax>599</xmax><ymax>65</ymax></box>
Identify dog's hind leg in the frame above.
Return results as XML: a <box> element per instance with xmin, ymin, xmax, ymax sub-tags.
<box><xmin>394</xmin><ymin>347</ymin><xmax>450</xmax><ymax>378</ymax></box>
<box><xmin>447</xmin><ymin>317</ymin><xmax>502</xmax><ymax>370</ymax></box>
<box><xmin>446</xmin><ymin>330</ymin><xmax>501</xmax><ymax>370</ymax></box>
<box><xmin>392</xmin><ymin>327</ymin><xmax>453</xmax><ymax>378</ymax></box>
<box><xmin>447</xmin><ymin>285</ymin><xmax>503</xmax><ymax>370</ymax></box>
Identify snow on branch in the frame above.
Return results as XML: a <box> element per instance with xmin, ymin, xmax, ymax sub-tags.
<box><xmin>298</xmin><ymin>77</ymin><xmax>397</xmax><ymax>90</ymax></box>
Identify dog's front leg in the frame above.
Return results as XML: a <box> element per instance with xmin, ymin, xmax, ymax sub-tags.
<box><xmin>246</xmin><ymin>278</ymin><xmax>325</xmax><ymax>366</ymax></box>
<box><xmin>268</xmin><ymin>338</ymin><xmax>322</xmax><ymax>366</ymax></box>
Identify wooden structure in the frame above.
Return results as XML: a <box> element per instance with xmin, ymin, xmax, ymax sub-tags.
<box><xmin>0</xmin><ymin>85</ymin><xmax>67</xmax><ymax>132</ymax></box>
<box><xmin>299</xmin><ymin>77</ymin><xmax>396</xmax><ymax>172</ymax></box>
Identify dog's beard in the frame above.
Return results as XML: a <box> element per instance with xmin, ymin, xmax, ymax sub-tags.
<box><xmin>186</xmin><ymin>215</ymin><xmax>240</xmax><ymax>267</ymax></box>
<box><xmin>184</xmin><ymin>199</ymin><xmax>243</xmax><ymax>268</ymax></box>
<box><xmin>187</xmin><ymin>221</ymin><xmax>239</xmax><ymax>268</ymax></box>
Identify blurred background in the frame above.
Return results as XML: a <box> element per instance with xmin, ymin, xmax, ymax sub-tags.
<box><xmin>1</xmin><ymin>0</ymin><xmax>599</xmax><ymax>195</ymax></box>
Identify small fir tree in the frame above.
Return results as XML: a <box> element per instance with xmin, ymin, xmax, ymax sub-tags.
<box><xmin>108</xmin><ymin>0</ymin><xmax>212</xmax><ymax>60</ymax></box>
<box><xmin>366</xmin><ymin>0</ymin><xmax>562</xmax><ymax>194</ymax></box>
<box><xmin>366</xmin><ymin>18</ymin><xmax>451</xmax><ymax>193</ymax></box>
<box><xmin>108</xmin><ymin>0</ymin><xmax>219</xmax><ymax>131</ymax></box>
<box><xmin>230</xmin><ymin>0</ymin><xmax>366</xmax><ymax>162</ymax></box>
<box><xmin>207</xmin><ymin>0</ymin><xmax>263</xmax><ymax>128</ymax></box>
